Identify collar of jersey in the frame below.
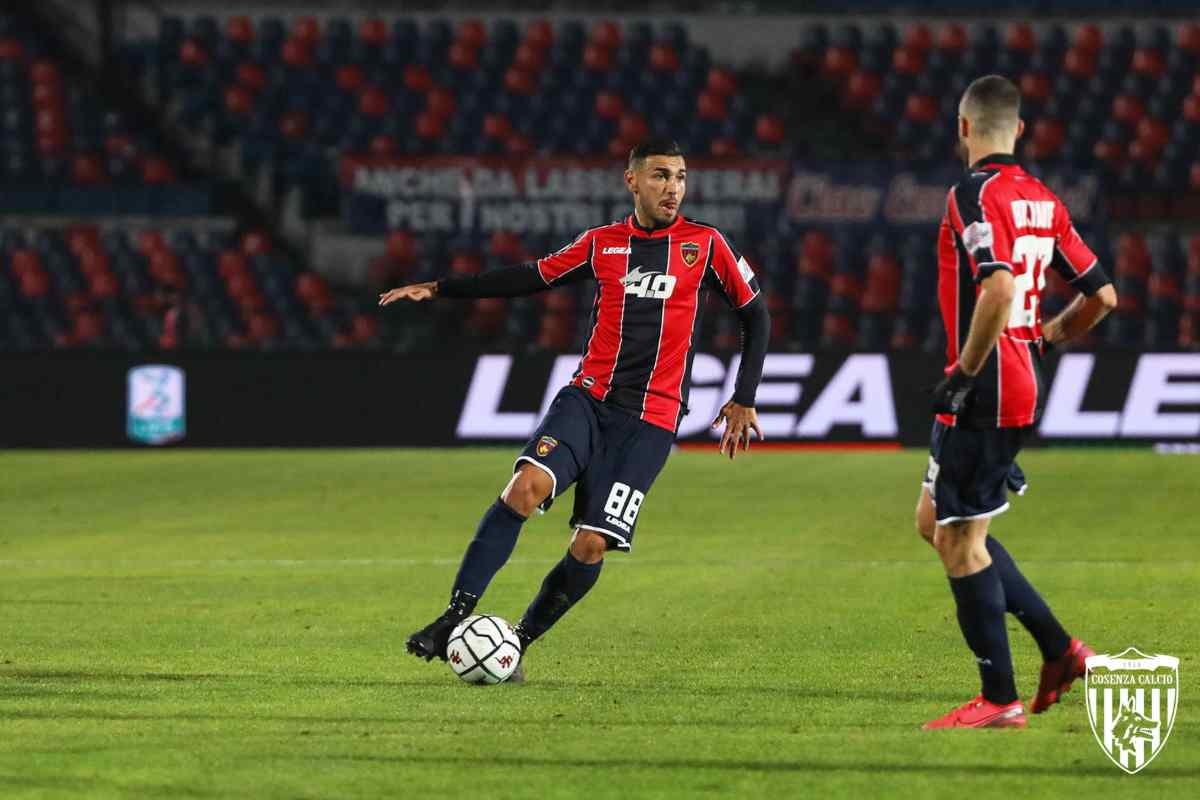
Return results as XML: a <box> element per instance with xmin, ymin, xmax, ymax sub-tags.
<box><xmin>970</xmin><ymin>152</ymin><xmax>1019</xmax><ymax>171</ymax></box>
<box><xmin>626</xmin><ymin>214</ymin><xmax>685</xmax><ymax>238</ymax></box>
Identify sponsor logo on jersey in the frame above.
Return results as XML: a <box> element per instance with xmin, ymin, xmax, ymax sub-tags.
<box><xmin>536</xmin><ymin>435</ymin><xmax>558</xmax><ymax>457</ymax></box>
<box><xmin>680</xmin><ymin>241</ymin><xmax>700</xmax><ymax>266</ymax></box>
<box><xmin>602</xmin><ymin>246</ymin><xmax>632</xmax><ymax>255</ymax></box>
<box><xmin>1085</xmin><ymin>647</ymin><xmax>1179</xmax><ymax>774</ymax></box>
<box><xmin>621</xmin><ymin>266</ymin><xmax>677</xmax><ymax>299</ymax></box>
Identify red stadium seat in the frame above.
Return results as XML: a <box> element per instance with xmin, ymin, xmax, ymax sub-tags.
<box><xmin>892</xmin><ymin>47</ymin><xmax>925</xmax><ymax>77</ymax></box>
<box><xmin>820</xmin><ymin>312</ymin><xmax>856</xmax><ymax>346</ymax></box>
<box><xmin>525</xmin><ymin>20</ymin><xmax>553</xmax><ymax>51</ymax></box>
<box><xmin>30</xmin><ymin>59</ymin><xmax>58</xmax><ymax>85</ymax></box>
<box><xmin>335</xmin><ymin>65</ymin><xmax>365</xmax><ymax>92</ymax></box>
<box><xmin>84</xmin><ymin>262</ymin><xmax>116</xmax><ymax>291</ymax></box>
<box><xmin>456</xmin><ymin>20</ymin><xmax>487</xmax><ymax>51</ymax></box>
<box><xmin>821</xmin><ymin>46</ymin><xmax>857</xmax><ymax>78</ymax></box>
<box><xmin>296</xmin><ymin>273</ymin><xmax>333</xmax><ymax>311</ymax></box>
<box><xmin>618</xmin><ymin>112</ymin><xmax>649</xmax><ymax>141</ymax></box>
<box><xmin>104</xmin><ymin>134</ymin><xmax>135</xmax><ymax>158</ymax></box>
<box><xmin>450</xmin><ymin>253</ymin><xmax>482</xmax><ymax>276</ymax></box>
<box><xmin>358</xmin><ymin>86</ymin><xmax>389</xmax><ymax>118</ymax></box>
<box><xmin>697</xmin><ymin>92</ymin><xmax>727</xmax><ymax>121</ymax></box>
<box><xmin>506</xmin><ymin>133</ymin><xmax>532</xmax><ymax>156</ymax></box>
<box><xmin>1132</xmin><ymin>49</ymin><xmax>1166</xmax><ymax>79</ymax></box>
<box><xmin>0</xmin><ymin>37</ymin><xmax>26</xmax><ymax>62</ymax></box>
<box><xmin>360</xmin><ymin>18</ymin><xmax>387</xmax><ymax>47</ymax></box>
<box><xmin>292</xmin><ymin>17</ymin><xmax>320</xmax><ymax>45</ymax></box>
<box><xmin>513</xmin><ymin>41</ymin><xmax>544</xmax><ymax>72</ymax></box>
<box><xmin>1128</xmin><ymin>139</ymin><xmax>1158</xmax><ymax>164</ymax></box>
<box><xmin>227</xmin><ymin>16</ymin><xmax>253</xmax><ymax>44</ymax></box>
<box><xmin>426</xmin><ymin>87</ymin><xmax>457</xmax><ymax>119</ymax></box>
<box><xmin>1111</xmin><ymin>94</ymin><xmax>1145</xmax><ymax>126</ymax></box>
<box><xmin>755</xmin><ymin>114</ymin><xmax>785</xmax><ymax>145</ymax></box>
<box><xmin>19</xmin><ymin>269</ymin><xmax>50</xmax><ymax>299</ymax></box>
<box><xmin>1092</xmin><ymin>140</ymin><xmax>1124</xmax><ymax>165</ymax></box>
<box><xmin>403</xmin><ymin>64</ymin><xmax>433</xmax><ymax>93</ymax></box>
<box><xmin>62</xmin><ymin>290</ymin><xmax>89</xmax><ymax>313</ymax></box>
<box><xmin>10</xmin><ymin>249</ymin><xmax>42</xmax><ymax>278</ymax></box>
<box><xmin>71</xmin><ymin>153</ymin><xmax>105</xmax><ymax>185</ymax></box>
<box><xmin>141</xmin><ymin>155</ymin><xmax>176</xmax><ymax>184</ymax></box>
<box><xmin>149</xmin><ymin>250</ymin><xmax>184</xmax><ymax>287</ymax></box>
<box><xmin>235</xmin><ymin>62</ymin><xmax>266</xmax><ymax>92</ymax></box>
<box><xmin>903</xmin><ymin>24</ymin><xmax>933</xmax><ymax>52</ymax></box>
<box><xmin>1180</xmin><ymin>314</ymin><xmax>1197</xmax><ymax>348</ymax></box>
<box><xmin>351</xmin><ymin>313</ymin><xmax>380</xmax><ymax>344</ymax></box>
<box><xmin>136</xmin><ymin>229</ymin><xmax>165</xmax><ymax>256</ymax></box>
<box><xmin>595</xmin><ymin>90</ymin><xmax>623</xmax><ymax>120</ymax></box>
<box><xmin>936</xmin><ymin>23</ymin><xmax>968</xmax><ymax>52</ymax></box>
<box><xmin>590</xmin><ymin>21</ymin><xmax>621</xmax><ymax>50</ymax></box>
<box><xmin>241</xmin><ymin>230</ymin><xmax>270</xmax><ymax>256</ymax></box>
<box><xmin>503</xmin><ymin>68</ymin><xmax>536</xmax><ymax>96</ymax></box>
<box><xmin>467</xmin><ymin>299</ymin><xmax>507</xmax><ymax>338</ymax></box>
<box><xmin>369</xmin><ymin>134</ymin><xmax>398</xmax><ymax>156</ymax></box>
<box><xmin>31</xmin><ymin>82</ymin><xmax>62</xmax><ymax>111</ymax></box>
<box><xmin>1005</xmin><ymin>23</ymin><xmax>1036</xmax><ymax>52</ymax></box>
<box><xmin>1182</xmin><ymin>95</ymin><xmax>1200</xmax><ymax>124</ymax></box>
<box><xmin>1180</xmin><ymin>23</ymin><xmax>1200</xmax><ymax>53</ymax></box>
<box><xmin>583</xmin><ymin>43</ymin><xmax>612</xmax><ymax>72</ymax></box>
<box><xmin>483</xmin><ymin>113</ymin><xmax>512</xmax><ymax>139</ymax></box>
<box><xmin>607</xmin><ymin>137</ymin><xmax>631</xmax><ymax>158</ymax></box>
<box><xmin>1136</xmin><ymin>118</ymin><xmax>1170</xmax><ymax>152</ymax></box>
<box><xmin>247</xmin><ymin>313</ymin><xmax>279</xmax><ymax>342</ymax></box>
<box><xmin>279</xmin><ymin>111</ymin><xmax>308</xmax><ymax>140</ymax></box>
<box><xmin>649</xmin><ymin>44</ymin><xmax>679</xmax><ymax>73</ymax></box>
<box><xmin>537</xmin><ymin>315</ymin><xmax>574</xmax><ymax>351</ymax></box>
<box><xmin>706</xmin><ymin>67</ymin><xmax>737</xmax><ymax>97</ymax></box>
<box><xmin>218</xmin><ymin>250</ymin><xmax>248</xmax><ymax>281</ymax></box>
<box><xmin>414</xmin><ymin>112</ymin><xmax>444</xmax><ymax>140</ymax></box>
<box><xmin>1191</xmin><ymin>162</ymin><xmax>1200</xmax><ymax>191</ymax></box>
<box><xmin>904</xmin><ymin>94</ymin><xmax>938</xmax><ymax>124</ymax></box>
<box><xmin>179</xmin><ymin>39</ymin><xmax>209</xmax><ymax>66</ymax></box>
<box><xmin>281</xmin><ymin>39</ymin><xmax>312</xmax><ymax>68</ymax></box>
<box><xmin>1031</xmin><ymin>118</ymin><xmax>1066</xmax><ymax>154</ymax></box>
<box><xmin>487</xmin><ymin>231</ymin><xmax>522</xmax><ymax>262</ymax></box>
<box><xmin>544</xmin><ymin>292</ymin><xmax>576</xmax><ymax>313</ymax></box>
<box><xmin>830</xmin><ymin>273</ymin><xmax>863</xmax><ymax>302</ymax></box>
<box><xmin>1074</xmin><ymin>24</ymin><xmax>1103</xmax><ymax>53</ymax></box>
<box><xmin>74</xmin><ymin>310</ymin><xmax>105</xmax><ymax>344</ymax></box>
<box><xmin>224</xmin><ymin>85</ymin><xmax>254</xmax><ymax>115</ymax></box>
<box><xmin>845</xmin><ymin>71</ymin><xmax>882</xmax><ymax>108</ymax></box>
<box><xmin>1063</xmin><ymin>48</ymin><xmax>1097</xmax><ymax>79</ymax></box>
<box><xmin>66</xmin><ymin>225</ymin><xmax>99</xmax><ymax>257</ymax></box>
<box><xmin>710</xmin><ymin>137</ymin><xmax>738</xmax><ymax>157</ymax></box>
<box><xmin>448</xmin><ymin>42</ymin><xmax>479</xmax><ymax>71</ymax></box>
<box><xmin>1020</xmin><ymin>73</ymin><xmax>1052</xmax><ymax>104</ymax></box>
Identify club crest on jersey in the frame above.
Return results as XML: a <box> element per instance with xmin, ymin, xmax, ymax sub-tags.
<box><xmin>680</xmin><ymin>241</ymin><xmax>700</xmax><ymax>267</ymax></box>
<box><xmin>1084</xmin><ymin>647</ymin><xmax>1179</xmax><ymax>774</ymax></box>
<box><xmin>536</xmin><ymin>435</ymin><xmax>559</xmax><ymax>457</ymax></box>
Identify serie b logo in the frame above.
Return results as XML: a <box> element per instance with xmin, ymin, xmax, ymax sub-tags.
<box><xmin>1085</xmin><ymin>647</ymin><xmax>1179</xmax><ymax>774</ymax></box>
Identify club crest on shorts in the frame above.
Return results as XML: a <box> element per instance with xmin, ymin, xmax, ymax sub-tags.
<box><xmin>536</xmin><ymin>435</ymin><xmax>559</xmax><ymax>457</ymax></box>
<box><xmin>1084</xmin><ymin>647</ymin><xmax>1179</xmax><ymax>774</ymax></box>
<box><xmin>680</xmin><ymin>241</ymin><xmax>700</xmax><ymax>267</ymax></box>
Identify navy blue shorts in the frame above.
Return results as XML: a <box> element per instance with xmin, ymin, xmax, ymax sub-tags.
<box><xmin>514</xmin><ymin>386</ymin><xmax>675</xmax><ymax>552</ymax></box>
<box><xmin>921</xmin><ymin>420</ymin><xmax>1031</xmax><ymax>524</ymax></box>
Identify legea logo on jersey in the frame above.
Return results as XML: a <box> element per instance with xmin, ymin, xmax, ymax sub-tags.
<box><xmin>1085</xmin><ymin>647</ymin><xmax>1179</xmax><ymax>774</ymax></box>
<box><xmin>127</xmin><ymin>365</ymin><xmax>186</xmax><ymax>445</ymax></box>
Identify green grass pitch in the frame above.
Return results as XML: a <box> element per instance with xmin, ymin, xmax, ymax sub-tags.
<box><xmin>1</xmin><ymin>447</ymin><xmax>1197</xmax><ymax>798</ymax></box>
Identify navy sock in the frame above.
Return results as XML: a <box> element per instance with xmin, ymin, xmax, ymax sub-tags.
<box><xmin>519</xmin><ymin>552</ymin><xmax>604</xmax><ymax>642</ymax></box>
<box><xmin>986</xmin><ymin>536</ymin><xmax>1072</xmax><ymax>662</ymax></box>
<box><xmin>451</xmin><ymin>499</ymin><xmax>526</xmax><ymax>599</ymax></box>
<box><xmin>948</xmin><ymin>564</ymin><xmax>1018</xmax><ymax>705</ymax></box>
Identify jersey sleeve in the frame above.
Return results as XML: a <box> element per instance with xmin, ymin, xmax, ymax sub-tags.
<box><xmin>535</xmin><ymin>229</ymin><xmax>597</xmax><ymax>287</ymax></box>
<box><xmin>973</xmin><ymin>183</ymin><xmax>1016</xmax><ymax>282</ymax></box>
<box><xmin>1051</xmin><ymin>206</ymin><xmax>1110</xmax><ymax>296</ymax></box>
<box><xmin>705</xmin><ymin>230</ymin><xmax>760</xmax><ymax>308</ymax></box>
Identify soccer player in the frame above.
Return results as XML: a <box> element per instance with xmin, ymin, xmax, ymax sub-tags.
<box><xmin>918</xmin><ymin>76</ymin><xmax>1118</xmax><ymax>729</ymax></box>
<box><xmin>379</xmin><ymin>138</ymin><xmax>769</xmax><ymax>682</ymax></box>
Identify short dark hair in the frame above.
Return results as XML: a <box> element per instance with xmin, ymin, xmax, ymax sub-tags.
<box><xmin>961</xmin><ymin>75</ymin><xmax>1021</xmax><ymax>137</ymax></box>
<box><xmin>628</xmin><ymin>137</ymin><xmax>684</xmax><ymax>169</ymax></box>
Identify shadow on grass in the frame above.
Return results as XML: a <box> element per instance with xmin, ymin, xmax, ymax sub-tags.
<box><xmin>307</xmin><ymin>753</ymin><xmax>1200</xmax><ymax>779</ymax></box>
<box><xmin>0</xmin><ymin>774</ymin><xmax>215</xmax><ymax>798</ymax></box>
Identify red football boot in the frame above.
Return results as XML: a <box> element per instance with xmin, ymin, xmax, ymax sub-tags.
<box><xmin>1031</xmin><ymin>638</ymin><xmax>1094</xmax><ymax>714</ymax></box>
<box><xmin>922</xmin><ymin>696</ymin><xmax>1027</xmax><ymax>730</ymax></box>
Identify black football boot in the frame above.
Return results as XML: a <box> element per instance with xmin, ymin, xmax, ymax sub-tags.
<box><xmin>405</xmin><ymin>589</ymin><xmax>479</xmax><ymax>661</ymax></box>
<box><xmin>504</xmin><ymin>620</ymin><xmax>538</xmax><ymax>684</ymax></box>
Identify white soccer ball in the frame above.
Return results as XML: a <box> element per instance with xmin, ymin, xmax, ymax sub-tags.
<box><xmin>446</xmin><ymin>614</ymin><xmax>522</xmax><ymax>685</ymax></box>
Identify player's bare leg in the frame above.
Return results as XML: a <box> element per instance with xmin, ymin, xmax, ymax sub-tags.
<box><xmin>923</xmin><ymin>517</ymin><xmax>1027</xmax><ymax>730</ymax></box>
<box><xmin>915</xmin><ymin>487</ymin><xmax>936</xmax><ymax>547</ymax></box>
<box><xmin>405</xmin><ymin>464</ymin><xmax>552</xmax><ymax>661</ymax></box>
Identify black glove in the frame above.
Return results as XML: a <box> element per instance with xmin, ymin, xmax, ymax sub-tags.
<box><xmin>931</xmin><ymin>366</ymin><xmax>976</xmax><ymax>416</ymax></box>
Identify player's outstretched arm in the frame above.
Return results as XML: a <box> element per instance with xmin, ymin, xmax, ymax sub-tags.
<box><xmin>378</xmin><ymin>263</ymin><xmax>552</xmax><ymax>307</ymax></box>
<box><xmin>1042</xmin><ymin>283</ymin><xmax>1117</xmax><ymax>347</ymax></box>
<box><xmin>932</xmin><ymin>270</ymin><xmax>1014</xmax><ymax>414</ymax></box>
<box><xmin>711</xmin><ymin>294</ymin><xmax>769</xmax><ymax>460</ymax></box>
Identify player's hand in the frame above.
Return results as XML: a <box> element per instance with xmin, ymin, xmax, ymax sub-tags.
<box><xmin>378</xmin><ymin>282</ymin><xmax>438</xmax><ymax>306</ymax></box>
<box><xmin>931</xmin><ymin>365</ymin><xmax>976</xmax><ymax>416</ymax></box>
<box><xmin>711</xmin><ymin>400</ymin><xmax>763</xmax><ymax>460</ymax></box>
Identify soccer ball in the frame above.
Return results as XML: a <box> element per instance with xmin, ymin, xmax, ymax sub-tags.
<box><xmin>446</xmin><ymin>614</ymin><xmax>522</xmax><ymax>684</ymax></box>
